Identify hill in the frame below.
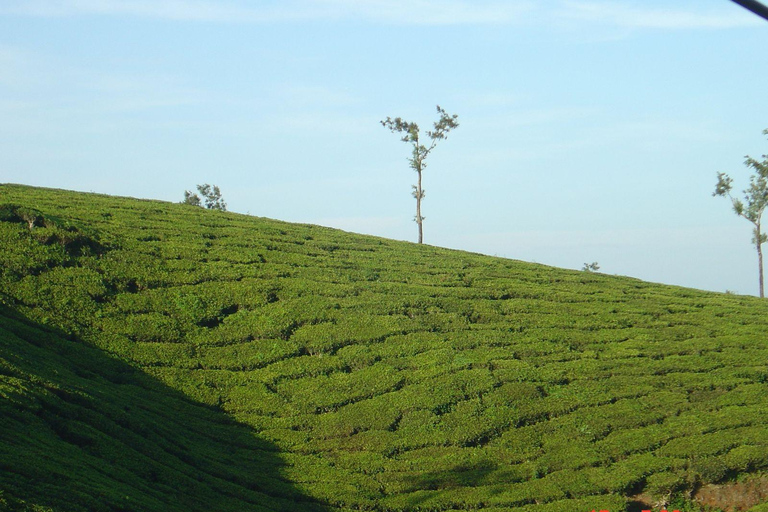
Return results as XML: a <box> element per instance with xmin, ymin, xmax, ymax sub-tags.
<box><xmin>2</xmin><ymin>183</ymin><xmax>768</xmax><ymax>512</ymax></box>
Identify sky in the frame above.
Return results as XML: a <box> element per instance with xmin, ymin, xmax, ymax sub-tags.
<box><xmin>1</xmin><ymin>0</ymin><xmax>767</xmax><ymax>295</ymax></box>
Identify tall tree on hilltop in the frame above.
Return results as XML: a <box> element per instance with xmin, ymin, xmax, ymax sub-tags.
<box><xmin>714</xmin><ymin>129</ymin><xmax>768</xmax><ymax>298</ymax></box>
<box><xmin>381</xmin><ymin>105</ymin><xmax>459</xmax><ymax>244</ymax></box>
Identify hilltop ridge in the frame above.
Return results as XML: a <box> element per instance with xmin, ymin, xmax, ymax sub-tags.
<box><xmin>2</xmin><ymin>184</ymin><xmax>768</xmax><ymax>512</ymax></box>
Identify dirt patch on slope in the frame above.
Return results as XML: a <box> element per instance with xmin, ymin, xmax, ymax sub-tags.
<box><xmin>693</xmin><ymin>475</ymin><xmax>768</xmax><ymax>511</ymax></box>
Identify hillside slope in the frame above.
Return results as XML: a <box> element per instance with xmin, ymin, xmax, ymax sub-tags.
<box><xmin>2</xmin><ymin>184</ymin><xmax>768</xmax><ymax>512</ymax></box>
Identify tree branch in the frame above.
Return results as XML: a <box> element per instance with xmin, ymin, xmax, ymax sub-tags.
<box><xmin>730</xmin><ymin>0</ymin><xmax>768</xmax><ymax>21</ymax></box>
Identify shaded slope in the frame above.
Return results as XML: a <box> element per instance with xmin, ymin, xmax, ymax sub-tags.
<box><xmin>2</xmin><ymin>183</ymin><xmax>768</xmax><ymax>511</ymax></box>
<box><xmin>0</xmin><ymin>305</ymin><xmax>324</xmax><ymax>512</ymax></box>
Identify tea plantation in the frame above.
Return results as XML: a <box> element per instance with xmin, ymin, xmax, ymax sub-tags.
<box><xmin>2</xmin><ymin>183</ymin><xmax>768</xmax><ymax>512</ymax></box>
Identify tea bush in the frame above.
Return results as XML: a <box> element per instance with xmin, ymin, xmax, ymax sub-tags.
<box><xmin>3</xmin><ymin>184</ymin><xmax>768</xmax><ymax>511</ymax></box>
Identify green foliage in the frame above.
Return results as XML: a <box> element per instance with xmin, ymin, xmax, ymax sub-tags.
<box><xmin>182</xmin><ymin>183</ymin><xmax>227</xmax><ymax>211</ymax></box>
<box><xmin>582</xmin><ymin>261</ymin><xmax>600</xmax><ymax>272</ymax></box>
<box><xmin>182</xmin><ymin>189</ymin><xmax>202</xmax><ymax>206</ymax></box>
<box><xmin>381</xmin><ymin>105</ymin><xmax>459</xmax><ymax>244</ymax></box>
<box><xmin>713</xmin><ymin>129</ymin><xmax>768</xmax><ymax>297</ymax></box>
<box><xmin>3</xmin><ymin>184</ymin><xmax>768</xmax><ymax>511</ymax></box>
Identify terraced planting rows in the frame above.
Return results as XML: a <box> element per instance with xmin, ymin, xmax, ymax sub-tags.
<box><xmin>2</xmin><ymin>184</ymin><xmax>768</xmax><ymax>511</ymax></box>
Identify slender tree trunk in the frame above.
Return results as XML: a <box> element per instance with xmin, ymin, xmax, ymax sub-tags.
<box><xmin>759</xmin><ymin>239</ymin><xmax>765</xmax><ymax>298</ymax></box>
<box><xmin>416</xmin><ymin>169</ymin><xmax>423</xmax><ymax>244</ymax></box>
<box><xmin>754</xmin><ymin>222</ymin><xmax>766</xmax><ymax>298</ymax></box>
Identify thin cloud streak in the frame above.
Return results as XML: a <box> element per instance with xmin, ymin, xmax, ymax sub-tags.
<box><xmin>0</xmin><ymin>46</ymin><xmax>34</xmax><ymax>88</ymax></box>
<box><xmin>1</xmin><ymin>0</ymin><xmax>265</xmax><ymax>22</ymax></box>
<box><xmin>2</xmin><ymin>0</ymin><xmax>536</xmax><ymax>25</ymax></box>
<box><xmin>4</xmin><ymin>1</ymin><xmax>760</xmax><ymax>29</ymax></box>
<box><xmin>320</xmin><ymin>0</ymin><xmax>536</xmax><ymax>25</ymax></box>
<box><xmin>559</xmin><ymin>1</ymin><xmax>762</xmax><ymax>29</ymax></box>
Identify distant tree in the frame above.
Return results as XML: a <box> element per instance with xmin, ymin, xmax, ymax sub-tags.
<box><xmin>182</xmin><ymin>184</ymin><xmax>227</xmax><ymax>211</ymax></box>
<box><xmin>381</xmin><ymin>105</ymin><xmax>459</xmax><ymax>244</ymax></box>
<box><xmin>713</xmin><ymin>129</ymin><xmax>768</xmax><ymax>298</ymax></box>
<box><xmin>582</xmin><ymin>262</ymin><xmax>600</xmax><ymax>272</ymax></box>
<box><xmin>197</xmin><ymin>184</ymin><xmax>227</xmax><ymax>211</ymax></box>
<box><xmin>182</xmin><ymin>190</ymin><xmax>202</xmax><ymax>207</ymax></box>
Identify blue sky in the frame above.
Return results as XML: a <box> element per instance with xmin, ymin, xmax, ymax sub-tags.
<box><xmin>1</xmin><ymin>0</ymin><xmax>767</xmax><ymax>295</ymax></box>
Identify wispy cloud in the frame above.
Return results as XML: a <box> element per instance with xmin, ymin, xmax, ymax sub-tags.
<box><xmin>0</xmin><ymin>46</ymin><xmax>34</xmax><ymax>88</ymax></box>
<box><xmin>460</xmin><ymin>92</ymin><xmax>527</xmax><ymax>109</ymax></box>
<box><xmin>558</xmin><ymin>1</ymin><xmax>762</xmax><ymax>29</ymax></box>
<box><xmin>320</xmin><ymin>0</ymin><xmax>535</xmax><ymax>25</ymax></box>
<box><xmin>0</xmin><ymin>46</ymin><xmax>206</xmax><ymax>131</ymax></box>
<box><xmin>84</xmin><ymin>74</ymin><xmax>205</xmax><ymax>112</ymax></box>
<box><xmin>2</xmin><ymin>0</ymin><xmax>760</xmax><ymax>28</ymax></box>
<box><xmin>0</xmin><ymin>0</ymin><xmax>262</xmax><ymax>22</ymax></box>
<box><xmin>277</xmin><ymin>85</ymin><xmax>362</xmax><ymax>108</ymax></box>
<box><xmin>2</xmin><ymin>0</ymin><xmax>536</xmax><ymax>25</ymax></box>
